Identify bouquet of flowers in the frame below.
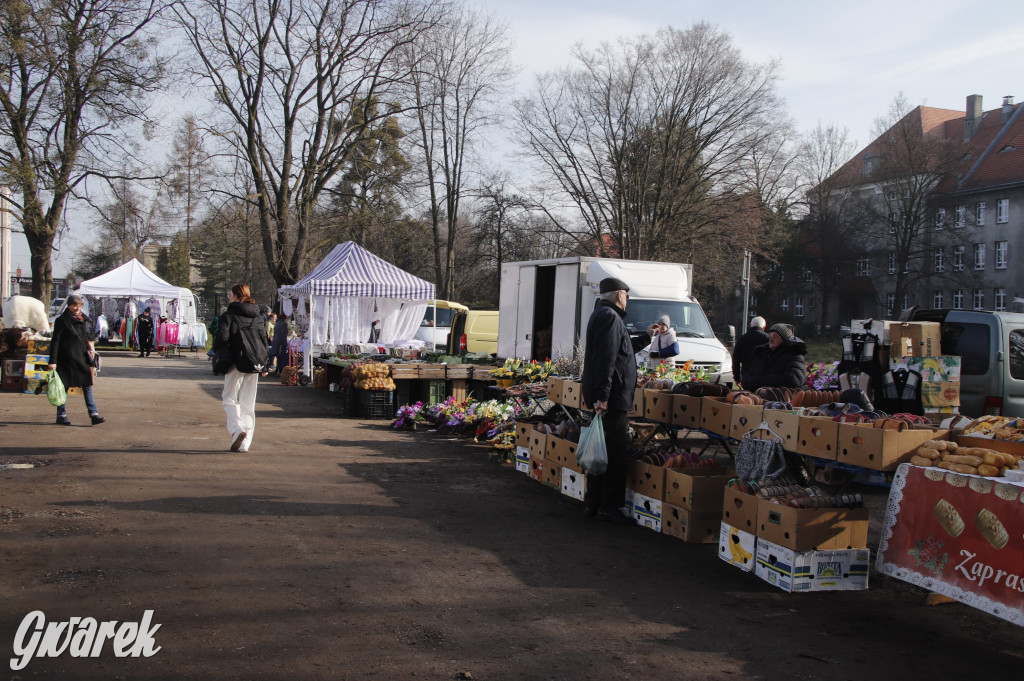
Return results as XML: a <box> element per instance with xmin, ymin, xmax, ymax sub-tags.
<box><xmin>806</xmin><ymin>361</ymin><xmax>840</xmax><ymax>390</ymax></box>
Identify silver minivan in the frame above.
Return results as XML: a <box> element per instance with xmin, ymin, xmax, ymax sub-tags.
<box><xmin>908</xmin><ymin>309</ymin><xmax>1024</xmax><ymax>418</ymax></box>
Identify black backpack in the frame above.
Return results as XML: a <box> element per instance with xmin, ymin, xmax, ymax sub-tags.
<box><xmin>229</xmin><ymin>315</ymin><xmax>270</xmax><ymax>374</ymax></box>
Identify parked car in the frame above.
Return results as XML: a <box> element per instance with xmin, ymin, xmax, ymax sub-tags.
<box><xmin>415</xmin><ymin>300</ymin><xmax>468</xmax><ymax>349</ymax></box>
<box><xmin>906</xmin><ymin>309</ymin><xmax>1024</xmax><ymax>417</ymax></box>
<box><xmin>49</xmin><ymin>297</ymin><xmax>65</xmax><ymax>316</ymax></box>
<box><xmin>447</xmin><ymin>309</ymin><xmax>499</xmax><ymax>356</ymax></box>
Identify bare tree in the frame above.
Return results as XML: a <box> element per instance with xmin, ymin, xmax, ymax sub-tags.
<box><xmin>165</xmin><ymin>115</ymin><xmax>212</xmax><ymax>284</ymax></box>
<box><xmin>0</xmin><ymin>0</ymin><xmax>171</xmax><ymax>300</ymax></box>
<box><xmin>175</xmin><ymin>0</ymin><xmax>434</xmax><ymax>287</ymax></box>
<box><xmin>863</xmin><ymin>93</ymin><xmax>970</xmax><ymax>311</ymax></box>
<box><xmin>94</xmin><ymin>176</ymin><xmax>166</xmax><ymax>261</ymax></box>
<box><xmin>512</xmin><ymin>23</ymin><xmax>788</xmax><ymax>266</ymax></box>
<box><xmin>401</xmin><ymin>3</ymin><xmax>514</xmax><ymax>299</ymax></box>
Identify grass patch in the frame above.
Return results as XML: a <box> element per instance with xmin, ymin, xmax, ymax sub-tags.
<box><xmin>804</xmin><ymin>339</ymin><xmax>841</xmax><ymax>365</ymax></box>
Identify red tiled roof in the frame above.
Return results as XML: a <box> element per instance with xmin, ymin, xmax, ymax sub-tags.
<box><xmin>834</xmin><ymin>99</ymin><xmax>1024</xmax><ymax>194</ymax></box>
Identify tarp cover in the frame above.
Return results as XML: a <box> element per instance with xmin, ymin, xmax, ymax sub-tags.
<box><xmin>280</xmin><ymin>242</ymin><xmax>435</xmax><ymax>299</ymax></box>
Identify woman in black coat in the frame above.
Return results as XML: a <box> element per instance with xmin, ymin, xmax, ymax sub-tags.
<box><xmin>47</xmin><ymin>295</ymin><xmax>104</xmax><ymax>426</ymax></box>
<box><xmin>741</xmin><ymin>323</ymin><xmax>808</xmax><ymax>392</ymax></box>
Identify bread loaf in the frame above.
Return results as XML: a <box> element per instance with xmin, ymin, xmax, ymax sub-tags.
<box><xmin>915</xmin><ymin>446</ymin><xmax>942</xmax><ymax>460</ymax></box>
<box><xmin>941</xmin><ymin>454</ymin><xmax>983</xmax><ymax>467</ymax></box>
<box><xmin>910</xmin><ymin>455</ymin><xmax>935</xmax><ymax>467</ymax></box>
<box><xmin>977</xmin><ymin>464</ymin><xmax>1000</xmax><ymax>477</ymax></box>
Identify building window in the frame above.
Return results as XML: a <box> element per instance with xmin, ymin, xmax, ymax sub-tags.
<box><xmin>888</xmin><ymin>212</ymin><xmax>898</xmax><ymax>234</ymax></box>
<box><xmin>801</xmin><ymin>266</ymin><xmax>812</xmax><ymax>282</ymax></box>
<box><xmin>749</xmin><ymin>294</ymin><xmax>758</xmax><ymax>308</ymax></box>
<box><xmin>857</xmin><ymin>257</ymin><xmax>870</xmax><ymax>276</ymax></box>
<box><xmin>997</xmin><ymin>198</ymin><xmax>1009</xmax><ymax>224</ymax></box>
<box><xmin>886</xmin><ymin>293</ymin><xmax>895</xmax><ymax>317</ymax></box>
<box><xmin>976</xmin><ymin>202</ymin><xmax>986</xmax><ymax>225</ymax></box>
<box><xmin>953</xmin><ymin>245</ymin><xmax>965</xmax><ymax>271</ymax></box>
<box><xmin>933</xmin><ymin>247</ymin><xmax>944</xmax><ymax>272</ymax></box>
<box><xmin>888</xmin><ymin>251</ymin><xmax>896</xmax><ymax>274</ymax></box>
<box><xmin>974</xmin><ymin>243</ymin><xmax>985</xmax><ymax>270</ymax></box>
<box><xmin>935</xmin><ymin>208</ymin><xmax>945</xmax><ymax>229</ymax></box>
<box><xmin>780</xmin><ymin>297</ymin><xmax>789</xmax><ymax>312</ymax></box>
<box><xmin>995</xmin><ymin>288</ymin><xmax>1007</xmax><ymax>312</ymax></box>
<box><xmin>952</xmin><ymin>289</ymin><xmax>964</xmax><ymax>310</ymax></box>
<box><xmin>995</xmin><ymin>240</ymin><xmax>1008</xmax><ymax>269</ymax></box>
<box><xmin>795</xmin><ymin>296</ymin><xmax>804</xmax><ymax>318</ymax></box>
<box><xmin>954</xmin><ymin>204</ymin><xmax>965</xmax><ymax>228</ymax></box>
<box><xmin>973</xmin><ymin>288</ymin><xmax>985</xmax><ymax>310</ymax></box>
<box><xmin>933</xmin><ymin>290</ymin><xmax>944</xmax><ymax>308</ymax></box>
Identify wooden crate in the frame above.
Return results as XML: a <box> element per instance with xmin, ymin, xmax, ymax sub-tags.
<box><xmin>418</xmin><ymin>364</ymin><xmax>447</xmax><ymax>379</ymax></box>
<box><xmin>446</xmin><ymin>364</ymin><xmax>473</xmax><ymax>380</ymax></box>
<box><xmin>389</xmin><ymin>364</ymin><xmax>420</xmax><ymax>380</ymax></box>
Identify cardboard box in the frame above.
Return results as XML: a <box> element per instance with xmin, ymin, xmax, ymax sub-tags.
<box><xmin>700</xmin><ymin>397</ymin><xmax>733</xmax><ymax>437</ymax></box>
<box><xmin>527</xmin><ymin>429</ymin><xmax>548</xmax><ymax>462</ymax></box>
<box><xmin>921</xmin><ymin>381</ymin><xmax>961</xmax><ymax>408</ymax></box>
<box><xmin>722</xmin><ymin>487</ymin><xmax>758</xmax><ymax>532</ymax></box>
<box><xmin>542</xmin><ymin>458</ymin><xmax>561</xmax><ymax>488</ymax></box>
<box><xmin>730</xmin><ymin>404</ymin><xmax>765</xmax><ymax>440</ymax></box>
<box><xmin>836</xmin><ymin>423</ymin><xmax>949</xmax><ymax>471</ymax></box>
<box><xmin>528</xmin><ymin>457</ymin><xmax>544</xmax><ymax>483</ymax></box>
<box><xmin>664</xmin><ymin>467</ymin><xmax>733</xmax><ymax>511</ymax></box>
<box><xmin>756</xmin><ymin>498</ymin><xmax>869</xmax><ymax>551</ymax></box>
<box><xmin>627</xmin><ymin>460</ymin><xmax>666</xmax><ymax>500</ymax></box>
<box><xmin>795</xmin><ymin>416</ymin><xmax>839</xmax><ymax>460</ymax></box>
<box><xmin>719</xmin><ymin>522</ymin><xmax>757</xmax><ymax>572</ymax></box>
<box><xmin>643</xmin><ymin>389</ymin><xmax>673</xmax><ymax>423</ymax></box>
<box><xmin>561</xmin><ymin>381</ymin><xmax>583</xmax><ymax>409</ymax></box>
<box><xmin>627</xmin><ymin>387</ymin><xmax>644</xmax><ymax>418</ymax></box>
<box><xmin>546</xmin><ymin>435</ymin><xmax>581</xmax><ymax>473</ymax></box>
<box><xmin>850</xmin><ymin>319</ymin><xmax>894</xmax><ymax>344</ymax></box>
<box><xmin>23</xmin><ymin>359</ymin><xmax>50</xmax><ymax>380</ymax></box>
<box><xmin>514</xmin><ymin>422</ymin><xmax>534</xmax><ymax>448</ymax></box>
<box><xmin>515</xmin><ymin>446</ymin><xmax>530</xmax><ymax>474</ymax></box>
<box><xmin>763</xmin><ymin>409</ymin><xmax>800</xmax><ymax>450</ymax></box>
<box><xmin>546</xmin><ymin>377</ymin><xmax>567</xmax><ymax>404</ymax></box>
<box><xmin>755</xmin><ymin>539</ymin><xmax>870</xmax><ymax>592</ymax></box>
<box><xmin>672</xmin><ymin>394</ymin><xmax>702</xmax><ymax>428</ymax></box>
<box><xmin>662</xmin><ymin>504</ymin><xmax>721</xmax><ymax>543</ymax></box>
<box><xmin>624</xmin><ymin>487</ymin><xmax>635</xmax><ymax>515</ymax></box>
<box><xmin>23</xmin><ymin>378</ymin><xmax>46</xmax><ymax>394</ymax></box>
<box><xmin>27</xmin><ymin>338</ymin><xmax>51</xmax><ymax>355</ymax></box>
<box><xmin>892</xmin><ymin>322</ymin><xmax>942</xmax><ymax>358</ymax></box>
<box><xmin>560</xmin><ymin>467</ymin><xmax>586</xmax><ymax>501</ymax></box>
<box><xmin>632</xmin><ymin>492</ymin><xmax>663</xmax><ymax>532</ymax></box>
<box><xmin>892</xmin><ymin>355</ymin><xmax>962</xmax><ymax>382</ymax></box>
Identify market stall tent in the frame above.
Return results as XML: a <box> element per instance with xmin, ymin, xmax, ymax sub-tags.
<box><xmin>73</xmin><ymin>259</ymin><xmax>199</xmax><ymax>337</ymax></box>
<box><xmin>278</xmin><ymin>241</ymin><xmax>435</xmax><ymax>376</ymax></box>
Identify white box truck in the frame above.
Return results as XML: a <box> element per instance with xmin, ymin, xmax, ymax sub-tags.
<box><xmin>498</xmin><ymin>257</ymin><xmax>733</xmax><ymax>384</ymax></box>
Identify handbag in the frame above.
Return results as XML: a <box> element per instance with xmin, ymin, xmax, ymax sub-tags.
<box><xmin>575</xmin><ymin>414</ymin><xmax>608</xmax><ymax>475</ymax></box>
<box><xmin>47</xmin><ymin>370</ymin><xmax>67</xmax><ymax>407</ymax></box>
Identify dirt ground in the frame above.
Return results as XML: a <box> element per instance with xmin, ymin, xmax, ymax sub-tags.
<box><xmin>1</xmin><ymin>351</ymin><xmax>1023</xmax><ymax>680</ymax></box>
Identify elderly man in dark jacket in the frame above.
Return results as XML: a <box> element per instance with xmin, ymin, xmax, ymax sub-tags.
<box><xmin>733</xmin><ymin>316</ymin><xmax>769</xmax><ymax>387</ymax></box>
<box><xmin>581</xmin><ymin>277</ymin><xmax>656</xmax><ymax>524</ymax></box>
<box><xmin>741</xmin><ymin>323</ymin><xmax>808</xmax><ymax>392</ymax></box>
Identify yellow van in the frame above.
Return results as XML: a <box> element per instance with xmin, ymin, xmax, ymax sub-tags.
<box><xmin>448</xmin><ymin>310</ymin><xmax>499</xmax><ymax>356</ymax></box>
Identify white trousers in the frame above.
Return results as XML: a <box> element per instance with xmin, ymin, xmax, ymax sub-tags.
<box><xmin>222</xmin><ymin>367</ymin><xmax>259</xmax><ymax>451</ymax></box>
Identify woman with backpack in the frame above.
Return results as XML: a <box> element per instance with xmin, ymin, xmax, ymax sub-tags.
<box><xmin>214</xmin><ymin>284</ymin><xmax>269</xmax><ymax>452</ymax></box>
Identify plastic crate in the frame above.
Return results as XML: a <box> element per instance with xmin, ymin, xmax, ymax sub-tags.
<box><xmin>335</xmin><ymin>388</ymin><xmax>354</xmax><ymax>416</ymax></box>
<box><xmin>359</xmin><ymin>402</ymin><xmax>396</xmax><ymax>420</ymax></box>
<box><xmin>357</xmin><ymin>389</ymin><xmax>394</xmax><ymax>405</ymax></box>
<box><xmin>426</xmin><ymin>379</ymin><xmax>446</xmax><ymax>406</ymax></box>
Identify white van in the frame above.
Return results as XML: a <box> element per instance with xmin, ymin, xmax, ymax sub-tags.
<box><xmin>498</xmin><ymin>257</ymin><xmax>732</xmax><ymax>384</ymax></box>
<box><xmin>415</xmin><ymin>300</ymin><xmax>469</xmax><ymax>349</ymax></box>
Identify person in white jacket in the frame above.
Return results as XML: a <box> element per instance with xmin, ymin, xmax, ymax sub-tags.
<box><xmin>646</xmin><ymin>315</ymin><xmax>679</xmax><ymax>369</ymax></box>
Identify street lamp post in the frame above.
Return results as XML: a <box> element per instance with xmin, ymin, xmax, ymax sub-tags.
<box><xmin>740</xmin><ymin>249</ymin><xmax>751</xmax><ymax>331</ymax></box>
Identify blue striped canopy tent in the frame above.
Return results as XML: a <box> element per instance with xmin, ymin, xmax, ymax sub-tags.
<box><xmin>280</xmin><ymin>242</ymin><xmax>435</xmax><ymax>299</ymax></box>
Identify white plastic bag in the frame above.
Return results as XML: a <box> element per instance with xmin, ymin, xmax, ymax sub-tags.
<box><xmin>575</xmin><ymin>414</ymin><xmax>608</xmax><ymax>475</ymax></box>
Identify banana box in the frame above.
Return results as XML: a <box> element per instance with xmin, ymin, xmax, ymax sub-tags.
<box><xmin>632</xmin><ymin>492</ymin><xmax>662</xmax><ymax>532</ymax></box>
<box><xmin>892</xmin><ymin>355</ymin><xmax>962</xmax><ymax>383</ymax></box>
<box><xmin>755</xmin><ymin>538</ymin><xmax>870</xmax><ymax>592</ymax></box>
<box><xmin>515</xmin><ymin>446</ymin><xmax>530</xmax><ymax>474</ymax></box>
<box><xmin>718</xmin><ymin>522</ymin><xmax>756</xmax><ymax>572</ymax></box>
<box><xmin>560</xmin><ymin>467</ymin><xmax>586</xmax><ymax>501</ymax></box>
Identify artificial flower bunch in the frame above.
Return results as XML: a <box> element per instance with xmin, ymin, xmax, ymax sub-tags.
<box><xmin>806</xmin><ymin>361</ymin><xmax>840</xmax><ymax>390</ymax></box>
<box><xmin>639</xmin><ymin>359</ymin><xmax>710</xmax><ymax>384</ymax></box>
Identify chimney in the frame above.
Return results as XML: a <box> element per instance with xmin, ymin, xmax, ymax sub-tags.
<box><xmin>1003</xmin><ymin>95</ymin><xmax>1016</xmax><ymax>122</ymax></box>
<box><xmin>964</xmin><ymin>94</ymin><xmax>983</xmax><ymax>141</ymax></box>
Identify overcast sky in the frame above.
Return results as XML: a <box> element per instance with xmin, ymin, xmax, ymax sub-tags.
<box><xmin>8</xmin><ymin>0</ymin><xmax>1023</xmax><ymax>283</ymax></box>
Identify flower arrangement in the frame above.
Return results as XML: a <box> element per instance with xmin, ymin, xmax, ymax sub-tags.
<box><xmin>806</xmin><ymin>361</ymin><xmax>840</xmax><ymax>390</ymax></box>
<box><xmin>639</xmin><ymin>359</ymin><xmax>711</xmax><ymax>384</ymax></box>
<box><xmin>490</xmin><ymin>358</ymin><xmax>557</xmax><ymax>385</ymax></box>
<box><xmin>394</xmin><ymin>397</ymin><xmax>523</xmax><ymax>446</ymax></box>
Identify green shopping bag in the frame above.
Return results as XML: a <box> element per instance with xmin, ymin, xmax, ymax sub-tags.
<box><xmin>47</xmin><ymin>370</ymin><xmax>67</xmax><ymax>407</ymax></box>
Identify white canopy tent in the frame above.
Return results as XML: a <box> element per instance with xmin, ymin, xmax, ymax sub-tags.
<box><xmin>278</xmin><ymin>242</ymin><xmax>435</xmax><ymax>376</ymax></box>
<box><xmin>73</xmin><ymin>259</ymin><xmax>199</xmax><ymax>343</ymax></box>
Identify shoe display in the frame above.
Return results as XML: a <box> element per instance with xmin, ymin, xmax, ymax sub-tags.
<box><xmin>90</xmin><ymin>414</ymin><xmax>105</xmax><ymax>425</ymax></box>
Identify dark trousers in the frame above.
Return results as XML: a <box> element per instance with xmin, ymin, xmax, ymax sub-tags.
<box><xmin>584</xmin><ymin>409</ymin><xmax>629</xmax><ymax>513</ymax></box>
<box><xmin>139</xmin><ymin>337</ymin><xmax>154</xmax><ymax>355</ymax></box>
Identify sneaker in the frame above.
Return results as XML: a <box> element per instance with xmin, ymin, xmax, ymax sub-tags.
<box><xmin>231</xmin><ymin>432</ymin><xmax>247</xmax><ymax>452</ymax></box>
<box><xmin>55</xmin><ymin>417</ymin><xmax>72</xmax><ymax>426</ymax></box>
<box><xmin>90</xmin><ymin>414</ymin><xmax>105</xmax><ymax>425</ymax></box>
